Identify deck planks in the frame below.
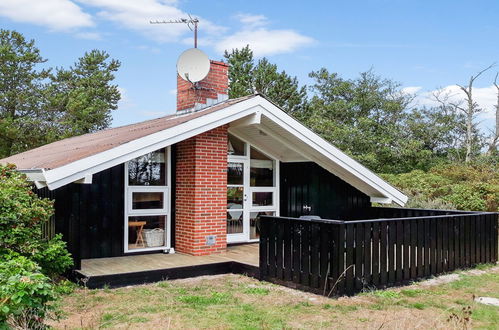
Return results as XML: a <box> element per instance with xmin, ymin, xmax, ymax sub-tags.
<box><xmin>80</xmin><ymin>244</ymin><xmax>259</xmax><ymax>276</ymax></box>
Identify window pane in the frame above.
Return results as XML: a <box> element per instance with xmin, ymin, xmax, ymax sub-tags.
<box><xmin>227</xmin><ymin>212</ymin><xmax>243</xmax><ymax>234</ymax></box>
<box><xmin>132</xmin><ymin>192</ymin><xmax>164</xmax><ymax>209</ymax></box>
<box><xmin>250</xmin><ymin>211</ymin><xmax>275</xmax><ymax>240</ymax></box>
<box><xmin>128</xmin><ymin>149</ymin><xmax>166</xmax><ymax>186</ymax></box>
<box><xmin>227</xmin><ymin>187</ymin><xmax>243</xmax><ymax>208</ymax></box>
<box><xmin>228</xmin><ymin>134</ymin><xmax>246</xmax><ymax>156</ymax></box>
<box><xmin>227</xmin><ymin>162</ymin><xmax>244</xmax><ymax>185</ymax></box>
<box><xmin>250</xmin><ymin>148</ymin><xmax>273</xmax><ymax>187</ymax></box>
<box><xmin>128</xmin><ymin>215</ymin><xmax>166</xmax><ymax>250</ymax></box>
<box><xmin>252</xmin><ymin>192</ymin><xmax>273</xmax><ymax>207</ymax></box>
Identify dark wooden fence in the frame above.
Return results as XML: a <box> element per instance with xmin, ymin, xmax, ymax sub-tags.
<box><xmin>259</xmin><ymin>210</ymin><xmax>498</xmax><ymax>296</ymax></box>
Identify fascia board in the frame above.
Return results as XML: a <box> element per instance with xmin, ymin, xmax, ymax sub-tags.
<box><xmin>45</xmin><ymin>99</ymin><xmax>263</xmax><ymax>190</ymax></box>
<box><xmin>256</xmin><ymin>97</ymin><xmax>408</xmax><ymax>206</ymax></box>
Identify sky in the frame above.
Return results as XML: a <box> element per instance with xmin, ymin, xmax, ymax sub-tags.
<box><xmin>1</xmin><ymin>0</ymin><xmax>498</xmax><ymax>133</ymax></box>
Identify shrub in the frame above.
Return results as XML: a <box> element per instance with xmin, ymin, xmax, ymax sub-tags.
<box><xmin>0</xmin><ymin>164</ymin><xmax>73</xmax><ymax>327</ymax></box>
<box><xmin>403</xmin><ymin>193</ymin><xmax>456</xmax><ymax>210</ymax></box>
<box><xmin>0</xmin><ymin>254</ymin><xmax>57</xmax><ymax>328</ymax></box>
<box><xmin>0</xmin><ymin>164</ymin><xmax>73</xmax><ymax>276</ymax></box>
<box><xmin>31</xmin><ymin>234</ymin><xmax>73</xmax><ymax>278</ymax></box>
<box><xmin>383</xmin><ymin>162</ymin><xmax>499</xmax><ymax>212</ymax></box>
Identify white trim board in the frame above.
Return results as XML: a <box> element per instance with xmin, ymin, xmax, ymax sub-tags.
<box><xmin>30</xmin><ymin>95</ymin><xmax>407</xmax><ymax>206</ymax></box>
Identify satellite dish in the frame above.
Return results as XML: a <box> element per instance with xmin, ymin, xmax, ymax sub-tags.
<box><xmin>176</xmin><ymin>48</ymin><xmax>210</xmax><ymax>83</ymax></box>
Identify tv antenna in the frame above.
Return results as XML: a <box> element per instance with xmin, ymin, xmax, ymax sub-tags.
<box><xmin>150</xmin><ymin>15</ymin><xmax>199</xmax><ymax>48</ymax></box>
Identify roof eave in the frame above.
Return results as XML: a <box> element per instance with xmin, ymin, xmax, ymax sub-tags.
<box><xmin>21</xmin><ymin>95</ymin><xmax>408</xmax><ymax>207</ymax></box>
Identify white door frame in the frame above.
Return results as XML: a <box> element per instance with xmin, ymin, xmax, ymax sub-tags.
<box><xmin>226</xmin><ymin>158</ymin><xmax>250</xmax><ymax>244</ymax></box>
<box><xmin>226</xmin><ymin>137</ymin><xmax>280</xmax><ymax>244</ymax></box>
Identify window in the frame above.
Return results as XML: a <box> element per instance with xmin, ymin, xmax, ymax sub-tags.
<box><xmin>226</xmin><ymin>136</ymin><xmax>280</xmax><ymax>243</ymax></box>
<box><xmin>248</xmin><ymin>147</ymin><xmax>277</xmax><ymax>240</ymax></box>
<box><xmin>128</xmin><ymin>148</ymin><xmax>166</xmax><ymax>186</ymax></box>
<box><xmin>125</xmin><ymin>148</ymin><xmax>169</xmax><ymax>252</ymax></box>
<box><xmin>228</xmin><ymin>134</ymin><xmax>246</xmax><ymax>156</ymax></box>
<box><xmin>227</xmin><ymin>162</ymin><xmax>244</xmax><ymax>234</ymax></box>
<box><xmin>252</xmin><ymin>191</ymin><xmax>273</xmax><ymax>207</ymax></box>
<box><xmin>250</xmin><ymin>147</ymin><xmax>274</xmax><ymax>187</ymax></box>
<box><xmin>227</xmin><ymin>162</ymin><xmax>244</xmax><ymax>185</ymax></box>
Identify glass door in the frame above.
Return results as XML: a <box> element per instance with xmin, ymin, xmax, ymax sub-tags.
<box><xmin>226</xmin><ymin>160</ymin><xmax>249</xmax><ymax>243</ymax></box>
<box><xmin>226</xmin><ymin>133</ymin><xmax>279</xmax><ymax>243</ymax></box>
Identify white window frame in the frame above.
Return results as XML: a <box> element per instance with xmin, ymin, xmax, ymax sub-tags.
<box><xmin>124</xmin><ymin>146</ymin><xmax>171</xmax><ymax>253</ymax></box>
<box><xmin>249</xmin><ymin>187</ymin><xmax>276</xmax><ymax>211</ymax></box>
<box><xmin>227</xmin><ymin>133</ymin><xmax>280</xmax><ymax>243</ymax></box>
<box><xmin>127</xmin><ymin>187</ymin><xmax>168</xmax><ymax>214</ymax></box>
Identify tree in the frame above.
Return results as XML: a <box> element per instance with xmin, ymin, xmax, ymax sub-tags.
<box><xmin>48</xmin><ymin>50</ymin><xmax>121</xmax><ymax>138</ymax></box>
<box><xmin>303</xmin><ymin>68</ymin><xmax>428</xmax><ymax>173</ymax></box>
<box><xmin>406</xmin><ymin>105</ymin><xmax>464</xmax><ymax>162</ymax></box>
<box><xmin>488</xmin><ymin>72</ymin><xmax>499</xmax><ymax>155</ymax></box>
<box><xmin>453</xmin><ymin>64</ymin><xmax>495</xmax><ymax>162</ymax></box>
<box><xmin>224</xmin><ymin>45</ymin><xmax>307</xmax><ymax>114</ymax></box>
<box><xmin>0</xmin><ymin>30</ymin><xmax>121</xmax><ymax>157</ymax></box>
<box><xmin>425</xmin><ymin>89</ymin><xmax>470</xmax><ymax>161</ymax></box>
<box><xmin>0</xmin><ymin>30</ymin><xmax>51</xmax><ymax>158</ymax></box>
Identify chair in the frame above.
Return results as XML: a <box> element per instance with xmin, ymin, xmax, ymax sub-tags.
<box><xmin>129</xmin><ymin>221</ymin><xmax>146</xmax><ymax>248</ymax></box>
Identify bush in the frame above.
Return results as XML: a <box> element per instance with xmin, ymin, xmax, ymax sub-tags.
<box><xmin>403</xmin><ymin>193</ymin><xmax>456</xmax><ymax>210</ymax></box>
<box><xmin>0</xmin><ymin>164</ymin><xmax>73</xmax><ymax>327</ymax></box>
<box><xmin>383</xmin><ymin>162</ymin><xmax>499</xmax><ymax>212</ymax></box>
<box><xmin>0</xmin><ymin>164</ymin><xmax>73</xmax><ymax>276</ymax></box>
<box><xmin>0</xmin><ymin>254</ymin><xmax>57</xmax><ymax>328</ymax></box>
<box><xmin>31</xmin><ymin>234</ymin><xmax>73</xmax><ymax>278</ymax></box>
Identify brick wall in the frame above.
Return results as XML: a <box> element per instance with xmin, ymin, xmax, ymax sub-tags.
<box><xmin>177</xmin><ymin>60</ymin><xmax>229</xmax><ymax>111</ymax></box>
<box><xmin>175</xmin><ymin>125</ymin><xmax>228</xmax><ymax>255</ymax></box>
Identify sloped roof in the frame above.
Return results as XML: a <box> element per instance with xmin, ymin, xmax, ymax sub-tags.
<box><xmin>0</xmin><ymin>95</ymin><xmax>254</xmax><ymax>170</ymax></box>
<box><xmin>0</xmin><ymin>94</ymin><xmax>408</xmax><ymax>205</ymax></box>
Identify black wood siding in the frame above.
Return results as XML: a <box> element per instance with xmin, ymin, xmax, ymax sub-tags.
<box><xmin>280</xmin><ymin>162</ymin><xmax>371</xmax><ymax>220</ymax></box>
<box><xmin>35</xmin><ymin>164</ymin><xmax>125</xmax><ymax>265</ymax></box>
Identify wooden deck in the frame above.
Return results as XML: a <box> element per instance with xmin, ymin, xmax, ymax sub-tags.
<box><xmin>79</xmin><ymin>243</ymin><xmax>259</xmax><ymax>277</ymax></box>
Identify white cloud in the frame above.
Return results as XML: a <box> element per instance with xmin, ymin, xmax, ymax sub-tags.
<box><xmin>401</xmin><ymin>86</ymin><xmax>422</xmax><ymax>95</ymax></box>
<box><xmin>0</xmin><ymin>0</ymin><xmax>93</xmax><ymax>31</ymax></box>
<box><xmin>117</xmin><ymin>87</ymin><xmax>134</xmax><ymax>109</ymax></box>
<box><xmin>234</xmin><ymin>13</ymin><xmax>267</xmax><ymax>27</ymax></box>
<box><xmin>1</xmin><ymin>1</ymin><xmax>314</xmax><ymax>57</ymax></box>
<box><xmin>416</xmin><ymin>85</ymin><xmax>496</xmax><ymax>115</ymax></box>
<box><xmin>409</xmin><ymin>84</ymin><xmax>497</xmax><ymax>131</ymax></box>
<box><xmin>76</xmin><ymin>0</ymin><xmax>225</xmax><ymax>43</ymax></box>
<box><xmin>214</xmin><ymin>14</ymin><xmax>314</xmax><ymax>56</ymax></box>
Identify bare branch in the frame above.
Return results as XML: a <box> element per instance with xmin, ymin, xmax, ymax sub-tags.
<box><xmin>469</xmin><ymin>62</ymin><xmax>496</xmax><ymax>86</ymax></box>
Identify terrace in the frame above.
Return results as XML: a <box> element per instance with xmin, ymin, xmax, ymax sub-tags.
<box><xmin>75</xmin><ymin>206</ymin><xmax>497</xmax><ymax>296</ymax></box>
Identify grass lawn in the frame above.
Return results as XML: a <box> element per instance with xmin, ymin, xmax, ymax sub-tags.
<box><xmin>49</xmin><ymin>265</ymin><xmax>499</xmax><ymax>329</ymax></box>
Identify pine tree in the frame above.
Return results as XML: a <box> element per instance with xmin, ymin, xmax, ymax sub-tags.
<box><xmin>224</xmin><ymin>45</ymin><xmax>307</xmax><ymax>114</ymax></box>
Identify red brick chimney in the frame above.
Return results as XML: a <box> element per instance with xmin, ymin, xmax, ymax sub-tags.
<box><xmin>177</xmin><ymin>60</ymin><xmax>229</xmax><ymax>111</ymax></box>
<box><xmin>174</xmin><ymin>58</ymin><xmax>230</xmax><ymax>256</ymax></box>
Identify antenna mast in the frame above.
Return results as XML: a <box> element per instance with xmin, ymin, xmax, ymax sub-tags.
<box><xmin>150</xmin><ymin>14</ymin><xmax>199</xmax><ymax>48</ymax></box>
